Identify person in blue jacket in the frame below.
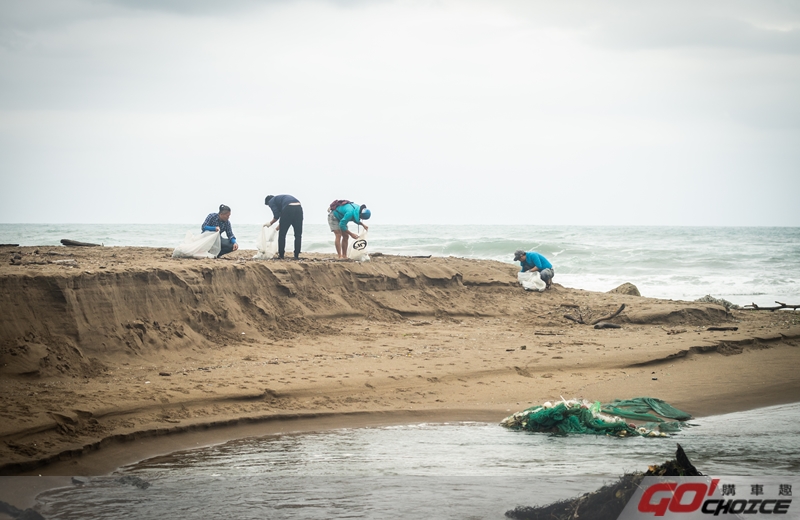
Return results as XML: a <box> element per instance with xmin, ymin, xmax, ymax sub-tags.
<box><xmin>332</xmin><ymin>202</ymin><xmax>371</xmax><ymax>256</ymax></box>
<box><xmin>514</xmin><ymin>250</ymin><xmax>554</xmax><ymax>289</ymax></box>
<box><xmin>201</xmin><ymin>204</ymin><xmax>238</xmax><ymax>257</ymax></box>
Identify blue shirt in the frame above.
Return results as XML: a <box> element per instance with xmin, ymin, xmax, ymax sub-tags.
<box><xmin>268</xmin><ymin>194</ymin><xmax>300</xmax><ymax>220</ymax></box>
<box><xmin>332</xmin><ymin>202</ymin><xmax>362</xmax><ymax>231</ymax></box>
<box><xmin>520</xmin><ymin>252</ymin><xmax>552</xmax><ymax>272</ymax></box>
<box><xmin>202</xmin><ymin>213</ymin><xmax>236</xmax><ymax>243</ymax></box>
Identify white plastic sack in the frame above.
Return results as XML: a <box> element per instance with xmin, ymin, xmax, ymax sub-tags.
<box><xmin>172</xmin><ymin>231</ymin><xmax>221</xmax><ymax>259</ymax></box>
<box><xmin>347</xmin><ymin>229</ymin><xmax>370</xmax><ymax>262</ymax></box>
<box><xmin>518</xmin><ymin>270</ymin><xmax>546</xmax><ymax>291</ymax></box>
<box><xmin>253</xmin><ymin>223</ymin><xmax>278</xmax><ymax>260</ymax></box>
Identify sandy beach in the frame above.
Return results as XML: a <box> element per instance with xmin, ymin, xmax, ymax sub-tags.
<box><xmin>1</xmin><ymin>245</ymin><xmax>799</xmax><ymax>491</ymax></box>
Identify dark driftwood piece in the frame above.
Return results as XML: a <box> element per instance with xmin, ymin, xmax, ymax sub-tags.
<box><xmin>61</xmin><ymin>239</ymin><xmax>101</xmax><ymax>247</ymax></box>
<box><xmin>743</xmin><ymin>301</ymin><xmax>800</xmax><ymax>311</ymax></box>
<box><xmin>707</xmin><ymin>326</ymin><xmax>738</xmax><ymax>331</ymax></box>
<box><xmin>590</xmin><ymin>303</ymin><xmax>626</xmax><ymax>325</ymax></box>
<box><xmin>594</xmin><ymin>322</ymin><xmax>622</xmax><ymax>329</ymax></box>
<box><xmin>565</xmin><ymin>303</ymin><xmax>627</xmax><ymax>326</ymax></box>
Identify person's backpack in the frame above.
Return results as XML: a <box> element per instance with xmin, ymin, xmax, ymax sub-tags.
<box><xmin>329</xmin><ymin>199</ymin><xmax>351</xmax><ymax>212</ymax></box>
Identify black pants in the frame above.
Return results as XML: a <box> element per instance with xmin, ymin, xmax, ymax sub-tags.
<box><xmin>218</xmin><ymin>237</ymin><xmax>234</xmax><ymax>257</ymax></box>
<box><xmin>278</xmin><ymin>205</ymin><xmax>303</xmax><ymax>259</ymax></box>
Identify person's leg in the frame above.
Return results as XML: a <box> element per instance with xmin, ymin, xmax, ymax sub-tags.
<box><xmin>341</xmin><ymin>233</ymin><xmax>350</xmax><ymax>257</ymax></box>
<box><xmin>333</xmin><ymin>230</ymin><xmax>343</xmax><ymax>257</ymax></box>
<box><xmin>328</xmin><ymin>212</ymin><xmax>342</xmax><ymax>256</ymax></box>
<box><xmin>277</xmin><ymin>220</ymin><xmax>289</xmax><ymax>259</ymax></box>
<box><xmin>218</xmin><ymin>237</ymin><xmax>233</xmax><ymax>257</ymax></box>
<box><xmin>540</xmin><ymin>268</ymin><xmax>553</xmax><ymax>288</ymax></box>
<box><xmin>293</xmin><ymin>206</ymin><xmax>303</xmax><ymax>259</ymax></box>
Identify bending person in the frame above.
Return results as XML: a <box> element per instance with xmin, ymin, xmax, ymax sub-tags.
<box><xmin>514</xmin><ymin>249</ymin><xmax>554</xmax><ymax>289</ymax></box>
<box><xmin>202</xmin><ymin>204</ymin><xmax>238</xmax><ymax>257</ymax></box>
<box><xmin>265</xmin><ymin>194</ymin><xmax>303</xmax><ymax>259</ymax></box>
<box><xmin>332</xmin><ymin>202</ymin><xmax>371</xmax><ymax>256</ymax></box>
<box><xmin>327</xmin><ymin>199</ymin><xmax>352</xmax><ymax>259</ymax></box>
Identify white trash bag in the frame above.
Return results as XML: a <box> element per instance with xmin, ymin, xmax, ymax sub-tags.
<box><xmin>172</xmin><ymin>231</ymin><xmax>221</xmax><ymax>259</ymax></box>
<box><xmin>518</xmin><ymin>270</ymin><xmax>546</xmax><ymax>291</ymax></box>
<box><xmin>253</xmin><ymin>223</ymin><xmax>279</xmax><ymax>260</ymax></box>
<box><xmin>347</xmin><ymin>229</ymin><xmax>370</xmax><ymax>262</ymax></box>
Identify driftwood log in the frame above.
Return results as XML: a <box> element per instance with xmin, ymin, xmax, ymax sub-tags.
<box><xmin>564</xmin><ymin>304</ymin><xmax>626</xmax><ymax>328</ymax></box>
<box><xmin>743</xmin><ymin>301</ymin><xmax>800</xmax><ymax>311</ymax></box>
<box><xmin>61</xmin><ymin>239</ymin><xmax>101</xmax><ymax>247</ymax></box>
<box><xmin>707</xmin><ymin>326</ymin><xmax>738</xmax><ymax>331</ymax></box>
<box><xmin>590</xmin><ymin>304</ymin><xmax>626</xmax><ymax>325</ymax></box>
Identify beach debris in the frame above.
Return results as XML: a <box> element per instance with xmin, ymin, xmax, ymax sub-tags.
<box><xmin>743</xmin><ymin>301</ymin><xmax>800</xmax><ymax>311</ymax></box>
<box><xmin>520</xmin><ymin>345</ymin><xmax>526</xmax><ymax>350</ymax></box>
<box><xmin>695</xmin><ymin>294</ymin><xmax>740</xmax><ymax>310</ymax></box>
<box><xmin>0</xmin><ymin>243</ymin><xmax>20</xmax><ymax>247</ymax></box>
<box><xmin>661</xmin><ymin>327</ymin><xmax>687</xmax><ymax>335</ymax></box>
<box><xmin>505</xmin><ymin>445</ymin><xmax>701</xmax><ymax>520</ymax></box>
<box><xmin>60</xmin><ymin>239</ymin><xmax>101</xmax><ymax>247</ymax></box>
<box><xmin>608</xmin><ymin>282</ymin><xmax>641</xmax><ymax>296</ymax></box>
<box><xmin>500</xmin><ymin>397</ymin><xmax>691</xmax><ymax>437</ymax></box>
<box><xmin>71</xmin><ymin>477</ymin><xmax>88</xmax><ymax>486</ymax></box>
<box><xmin>159</xmin><ymin>372</ymin><xmax>171</xmax><ymax>377</ymax></box>
<box><xmin>707</xmin><ymin>326</ymin><xmax>738</xmax><ymax>332</ymax></box>
<box><xmin>593</xmin><ymin>322</ymin><xmax>621</xmax><ymax>329</ymax></box>
<box><xmin>564</xmin><ymin>303</ymin><xmax>626</xmax><ymax>326</ymax></box>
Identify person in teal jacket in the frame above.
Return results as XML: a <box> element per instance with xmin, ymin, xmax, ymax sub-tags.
<box><xmin>332</xmin><ymin>202</ymin><xmax>371</xmax><ymax>257</ymax></box>
<box><xmin>514</xmin><ymin>250</ymin><xmax>554</xmax><ymax>289</ymax></box>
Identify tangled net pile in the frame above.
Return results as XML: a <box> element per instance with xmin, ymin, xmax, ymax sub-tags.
<box><xmin>500</xmin><ymin>397</ymin><xmax>692</xmax><ymax>437</ymax></box>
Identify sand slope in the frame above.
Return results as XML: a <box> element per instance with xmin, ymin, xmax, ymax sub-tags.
<box><xmin>1</xmin><ymin>245</ymin><xmax>799</xmax><ymax>475</ymax></box>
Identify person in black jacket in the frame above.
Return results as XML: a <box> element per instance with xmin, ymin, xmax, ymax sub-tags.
<box><xmin>265</xmin><ymin>194</ymin><xmax>303</xmax><ymax>259</ymax></box>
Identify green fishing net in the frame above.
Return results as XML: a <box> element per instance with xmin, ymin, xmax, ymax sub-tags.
<box><xmin>500</xmin><ymin>397</ymin><xmax>692</xmax><ymax>437</ymax></box>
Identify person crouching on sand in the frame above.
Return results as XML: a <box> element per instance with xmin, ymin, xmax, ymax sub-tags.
<box><xmin>332</xmin><ymin>202</ymin><xmax>371</xmax><ymax>257</ymax></box>
<box><xmin>514</xmin><ymin>249</ymin><xmax>554</xmax><ymax>289</ymax></box>
<box><xmin>265</xmin><ymin>194</ymin><xmax>303</xmax><ymax>259</ymax></box>
<box><xmin>202</xmin><ymin>204</ymin><xmax>238</xmax><ymax>257</ymax></box>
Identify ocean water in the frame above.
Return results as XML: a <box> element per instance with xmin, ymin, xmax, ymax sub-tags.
<box><xmin>32</xmin><ymin>403</ymin><xmax>800</xmax><ymax>519</ymax></box>
<box><xmin>1</xmin><ymin>224</ymin><xmax>799</xmax><ymax>307</ymax></box>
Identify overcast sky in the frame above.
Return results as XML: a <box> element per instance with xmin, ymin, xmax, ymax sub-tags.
<box><xmin>1</xmin><ymin>0</ymin><xmax>798</xmax><ymax>225</ymax></box>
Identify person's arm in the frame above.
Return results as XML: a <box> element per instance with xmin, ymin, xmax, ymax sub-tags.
<box><xmin>226</xmin><ymin>222</ymin><xmax>238</xmax><ymax>250</ymax></box>
<box><xmin>202</xmin><ymin>214</ymin><xmax>219</xmax><ymax>232</ymax></box>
